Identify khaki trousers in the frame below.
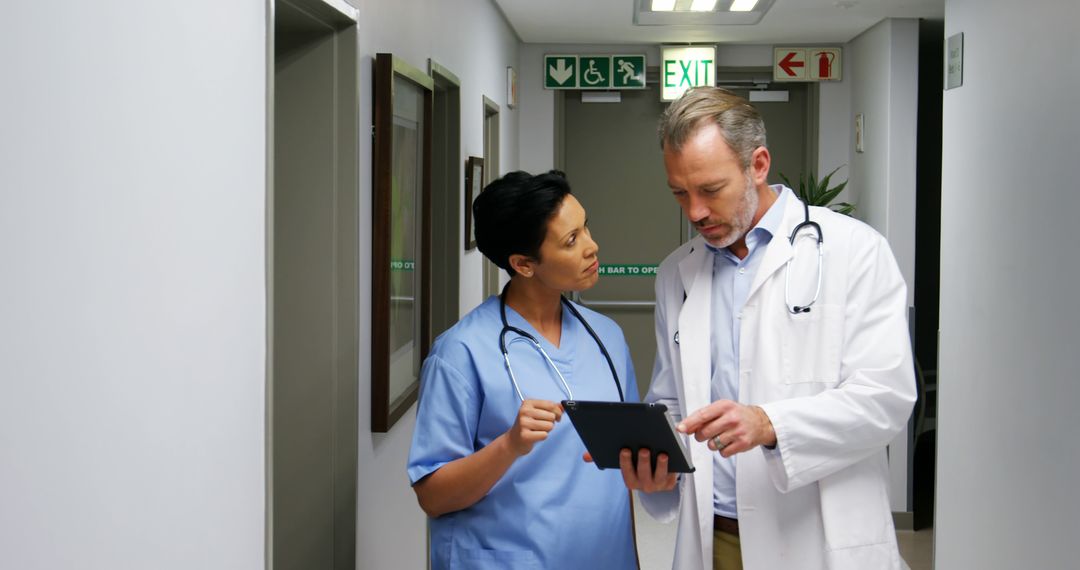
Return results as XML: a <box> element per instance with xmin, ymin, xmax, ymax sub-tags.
<box><xmin>712</xmin><ymin>528</ymin><xmax>743</xmax><ymax>570</ymax></box>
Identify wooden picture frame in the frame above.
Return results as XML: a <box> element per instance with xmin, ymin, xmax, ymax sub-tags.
<box><xmin>463</xmin><ymin>156</ymin><xmax>484</xmax><ymax>250</ymax></box>
<box><xmin>372</xmin><ymin>53</ymin><xmax>433</xmax><ymax>432</ymax></box>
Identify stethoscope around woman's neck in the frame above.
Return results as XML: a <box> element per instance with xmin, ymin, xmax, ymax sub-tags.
<box><xmin>498</xmin><ymin>283</ymin><xmax>624</xmax><ymax>403</ymax></box>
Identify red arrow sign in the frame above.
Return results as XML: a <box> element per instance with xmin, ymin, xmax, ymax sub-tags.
<box><xmin>779</xmin><ymin>52</ymin><xmax>805</xmax><ymax>77</ymax></box>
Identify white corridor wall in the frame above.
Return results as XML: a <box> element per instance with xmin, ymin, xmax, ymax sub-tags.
<box><xmin>0</xmin><ymin>0</ymin><xmax>523</xmax><ymax>568</ymax></box>
<box><xmin>846</xmin><ymin>17</ymin><xmax>920</xmax><ymax>512</ymax></box>
<box><xmin>351</xmin><ymin>1</ymin><xmax>521</xmax><ymax>568</ymax></box>
<box><xmin>0</xmin><ymin>1</ymin><xmax>267</xmax><ymax>568</ymax></box>
<box><xmin>936</xmin><ymin>1</ymin><xmax>1080</xmax><ymax>567</ymax></box>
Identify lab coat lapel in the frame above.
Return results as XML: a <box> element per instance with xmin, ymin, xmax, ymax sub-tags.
<box><xmin>676</xmin><ymin>240</ymin><xmax>712</xmax><ymax>414</ymax></box>
<box><xmin>676</xmin><ymin>240</ymin><xmax>720</xmax><ymax>570</ymax></box>
<box><xmin>745</xmin><ymin>194</ymin><xmax>802</xmax><ymax>302</ymax></box>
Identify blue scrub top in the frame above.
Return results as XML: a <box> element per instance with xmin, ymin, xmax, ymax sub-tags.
<box><xmin>407</xmin><ymin>295</ymin><xmax>639</xmax><ymax>570</ymax></box>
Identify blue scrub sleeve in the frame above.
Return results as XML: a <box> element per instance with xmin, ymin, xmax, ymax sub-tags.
<box><xmin>406</xmin><ymin>353</ymin><xmax>483</xmax><ymax>485</ymax></box>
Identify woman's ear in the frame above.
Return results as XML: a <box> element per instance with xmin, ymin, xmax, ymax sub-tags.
<box><xmin>508</xmin><ymin>253</ymin><xmax>536</xmax><ymax>278</ymax></box>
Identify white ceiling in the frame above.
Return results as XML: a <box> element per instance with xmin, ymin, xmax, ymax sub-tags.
<box><xmin>493</xmin><ymin>0</ymin><xmax>943</xmax><ymax>45</ymax></box>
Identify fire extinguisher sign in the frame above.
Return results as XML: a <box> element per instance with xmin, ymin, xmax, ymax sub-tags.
<box><xmin>809</xmin><ymin>48</ymin><xmax>842</xmax><ymax>81</ymax></box>
<box><xmin>773</xmin><ymin>47</ymin><xmax>842</xmax><ymax>82</ymax></box>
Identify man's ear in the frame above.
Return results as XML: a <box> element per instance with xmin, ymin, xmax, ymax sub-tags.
<box><xmin>750</xmin><ymin>146</ymin><xmax>771</xmax><ymax>187</ymax></box>
<box><xmin>508</xmin><ymin>253</ymin><xmax>536</xmax><ymax>278</ymax></box>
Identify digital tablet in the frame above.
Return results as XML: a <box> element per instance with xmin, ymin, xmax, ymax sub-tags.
<box><xmin>562</xmin><ymin>400</ymin><xmax>695</xmax><ymax>473</ymax></box>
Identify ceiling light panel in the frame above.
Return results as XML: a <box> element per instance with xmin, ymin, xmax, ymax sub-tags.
<box><xmin>634</xmin><ymin>0</ymin><xmax>776</xmax><ymax>25</ymax></box>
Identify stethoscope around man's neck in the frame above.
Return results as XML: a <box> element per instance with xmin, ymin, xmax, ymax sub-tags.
<box><xmin>498</xmin><ymin>283</ymin><xmax>624</xmax><ymax>403</ymax></box>
<box><xmin>785</xmin><ymin>200</ymin><xmax>823</xmax><ymax>314</ymax></box>
<box><xmin>672</xmin><ymin>198</ymin><xmax>824</xmax><ymax>345</ymax></box>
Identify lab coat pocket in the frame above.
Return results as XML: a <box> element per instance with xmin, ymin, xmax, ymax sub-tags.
<box><xmin>782</xmin><ymin>303</ymin><xmax>843</xmax><ymax>384</ymax></box>
<box><xmin>818</xmin><ymin>461</ymin><xmax>891</xmax><ymax>551</ymax></box>
<box><xmin>451</xmin><ymin>547</ymin><xmax>543</xmax><ymax>569</ymax></box>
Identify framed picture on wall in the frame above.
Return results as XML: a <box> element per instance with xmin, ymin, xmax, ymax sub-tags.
<box><xmin>464</xmin><ymin>156</ymin><xmax>484</xmax><ymax>250</ymax></box>
<box><xmin>371</xmin><ymin>53</ymin><xmax>434</xmax><ymax>432</ymax></box>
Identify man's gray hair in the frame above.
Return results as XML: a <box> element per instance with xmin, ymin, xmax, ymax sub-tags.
<box><xmin>658</xmin><ymin>86</ymin><xmax>768</xmax><ymax>170</ymax></box>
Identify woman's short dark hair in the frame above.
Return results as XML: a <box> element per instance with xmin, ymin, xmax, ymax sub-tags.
<box><xmin>472</xmin><ymin>170</ymin><xmax>571</xmax><ymax>276</ymax></box>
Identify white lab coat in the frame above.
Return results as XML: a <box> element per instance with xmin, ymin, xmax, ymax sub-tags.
<box><xmin>640</xmin><ymin>192</ymin><xmax>917</xmax><ymax>570</ymax></box>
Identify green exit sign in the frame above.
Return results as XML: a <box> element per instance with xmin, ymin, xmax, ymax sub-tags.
<box><xmin>661</xmin><ymin>45</ymin><xmax>716</xmax><ymax>102</ymax></box>
<box><xmin>544</xmin><ymin>54</ymin><xmax>647</xmax><ymax>90</ymax></box>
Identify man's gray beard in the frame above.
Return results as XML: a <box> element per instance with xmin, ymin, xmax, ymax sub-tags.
<box><xmin>705</xmin><ymin>174</ymin><xmax>759</xmax><ymax>249</ymax></box>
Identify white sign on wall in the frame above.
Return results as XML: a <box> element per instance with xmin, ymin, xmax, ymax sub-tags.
<box><xmin>774</xmin><ymin>47</ymin><xmax>842</xmax><ymax>82</ymax></box>
<box><xmin>661</xmin><ymin>45</ymin><xmax>716</xmax><ymax>101</ymax></box>
<box><xmin>946</xmin><ymin>33</ymin><xmax>964</xmax><ymax>90</ymax></box>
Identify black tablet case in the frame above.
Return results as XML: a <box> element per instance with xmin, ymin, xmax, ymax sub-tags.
<box><xmin>563</xmin><ymin>400</ymin><xmax>695</xmax><ymax>473</ymax></box>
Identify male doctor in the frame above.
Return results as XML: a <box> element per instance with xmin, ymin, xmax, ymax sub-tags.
<box><xmin>623</xmin><ymin>87</ymin><xmax>917</xmax><ymax>569</ymax></box>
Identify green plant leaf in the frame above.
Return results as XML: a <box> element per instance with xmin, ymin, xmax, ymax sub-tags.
<box><xmin>831</xmin><ymin>202</ymin><xmax>855</xmax><ymax>216</ymax></box>
<box><xmin>807</xmin><ymin>170</ymin><xmax>821</xmax><ymax>203</ymax></box>
<box><xmin>779</xmin><ymin>166</ymin><xmax>854</xmax><ymax>216</ymax></box>
<box><xmin>817</xmin><ymin>180</ymin><xmax>848</xmax><ymax>205</ymax></box>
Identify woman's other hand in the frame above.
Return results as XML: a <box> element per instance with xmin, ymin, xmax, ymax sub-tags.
<box><xmin>506</xmin><ymin>399</ymin><xmax>563</xmax><ymax>456</ymax></box>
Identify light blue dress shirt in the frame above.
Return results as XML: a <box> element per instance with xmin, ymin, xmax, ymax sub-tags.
<box><xmin>706</xmin><ymin>185</ymin><xmax>789</xmax><ymax>519</ymax></box>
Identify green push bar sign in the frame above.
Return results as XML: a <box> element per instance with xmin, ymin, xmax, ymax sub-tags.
<box><xmin>390</xmin><ymin>259</ymin><xmax>415</xmax><ymax>271</ymax></box>
<box><xmin>598</xmin><ymin>264</ymin><xmax>658</xmax><ymax>276</ymax></box>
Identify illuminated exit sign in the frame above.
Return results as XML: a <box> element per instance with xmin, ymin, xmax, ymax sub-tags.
<box><xmin>661</xmin><ymin>45</ymin><xmax>715</xmax><ymax>102</ymax></box>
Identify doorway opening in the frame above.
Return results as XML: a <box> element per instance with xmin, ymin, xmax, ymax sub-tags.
<box><xmin>429</xmin><ymin>61</ymin><xmax>461</xmax><ymax>338</ymax></box>
<box><xmin>269</xmin><ymin>1</ymin><xmax>358</xmax><ymax>568</ymax></box>
<box><xmin>481</xmin><ymin>96</ymin><xmax>501</xmax><ymax>298</ymax></box>
<box><xmin>558</xmin><ymin>68</ymin><xmax>818</xmax><ymax>568</ymax></box>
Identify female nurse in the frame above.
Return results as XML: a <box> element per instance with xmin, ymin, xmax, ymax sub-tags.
<box><xmin>406</xmin><ymin>170</ymin><xmax>639</xmax><ymax>569</ymax></box>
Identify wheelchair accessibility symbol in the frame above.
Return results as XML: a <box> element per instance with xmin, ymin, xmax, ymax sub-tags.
<box><xmin>583</xmin><ymin>61</ymin><xmax>604</xmax><ymax>85</ymax></box>
<box><xmin>579</xmin><ymin>56</ymin><xmax>610</xmax><ymax>88</ymax></box>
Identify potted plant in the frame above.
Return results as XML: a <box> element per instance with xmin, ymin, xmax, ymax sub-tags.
<box><xmin>779</xmin><ymin>167</ymin><xmax>855</xmax><ymax>216</ymax></box>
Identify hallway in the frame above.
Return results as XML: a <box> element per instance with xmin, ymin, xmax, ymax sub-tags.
<box><xmin>2</xmin><ymin>1</ymin><xmax>1079</xmax><ymax>569</ymax></box>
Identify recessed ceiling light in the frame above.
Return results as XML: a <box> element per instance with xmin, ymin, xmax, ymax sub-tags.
<box><xmin>634</xmin><ymin>0</ymin><xmax>775</xmax><ymax>25</ymax></box>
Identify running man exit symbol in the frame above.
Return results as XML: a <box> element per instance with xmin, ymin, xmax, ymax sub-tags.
<box><xmin>612</xmin><ymin>55</ymin><xmax>646</xmax><ymax>88</ymax></box>
<box><xmin>545</xmin><ymin>55</ymin><xmax>577</xmax><ymax>88</ymax></box>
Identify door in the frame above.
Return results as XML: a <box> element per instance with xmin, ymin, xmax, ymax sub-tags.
<box><xmin>561</xmin><ymin>73</ymin><xmax>814</xmax><ymax>400</ymax></box>
<box><xmin>562</xmin><ymin>88</ymin><xmax>677</xmax><ymax>400</ymax></box>
<box><xmin>270</xmin><ymin>1</ymin><xmax>358</xmax><ymax>568</ymax></box>
<box><xmin>481</xmin><ymin>96</ymin><xmax>501</xmax><ymax>299</ymax></box>
<box><xmin>561</xmin><ymin>68</ymin><xmax>815</xmax><ymax>570</ymax></box>
<box><xmin>430</xmin><ymin>61</ymin><xmax>461</xmax><ymax>335</ymax></box>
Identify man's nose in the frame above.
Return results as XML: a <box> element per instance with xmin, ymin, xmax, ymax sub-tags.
<box><xmin>686</xmin><ymin>193</ymin><xmax>710</xmax><ymax>223</ymax></box>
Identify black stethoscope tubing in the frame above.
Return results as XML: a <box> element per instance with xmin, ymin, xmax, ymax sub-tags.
<box><xmin>499</xmin><ymin>284</ymin><xmax>625</xmax><ymax>402</ymax></box>
<box><xmin>785</xmin><ymin>200</ymin><xmax>823</xmax><ymax>314</ymax></box>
